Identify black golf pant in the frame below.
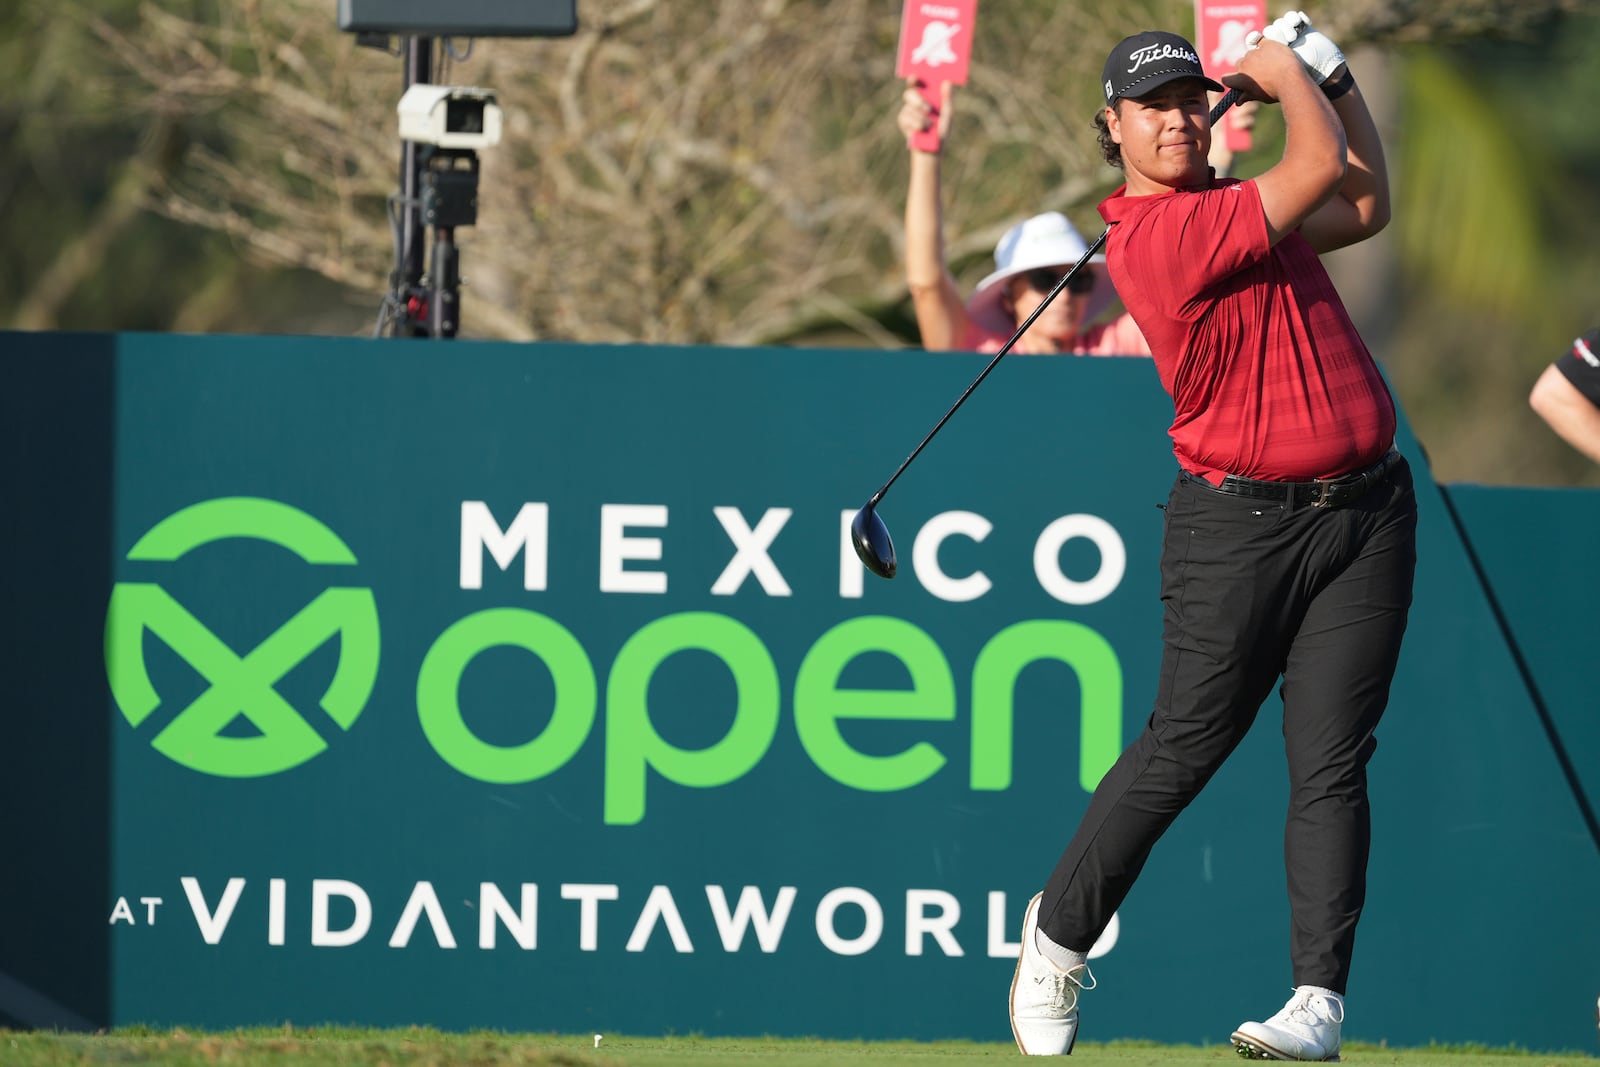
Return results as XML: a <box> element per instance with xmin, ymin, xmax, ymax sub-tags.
<box><xmin>1039</xmin><ymin>457</ymin><xmax>1417</xmax><ymax>994</ymax></box>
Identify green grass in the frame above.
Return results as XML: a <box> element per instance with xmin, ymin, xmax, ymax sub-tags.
<box><xmin>1</xmin><ymin>1029</ymin><xmax>1596</xmax><ymax>1067</ymax></box>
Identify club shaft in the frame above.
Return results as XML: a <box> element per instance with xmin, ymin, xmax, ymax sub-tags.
<box><xmin>868</xmin><ymin>87</ymin><xmax>1242</xmax><ymax>508</ymax></box>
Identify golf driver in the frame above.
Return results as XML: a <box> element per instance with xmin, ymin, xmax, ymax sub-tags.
<box><xmin>851</xmin><ymin>88</ymin><xmax>1242</xmax><ymax>579</ymax></box>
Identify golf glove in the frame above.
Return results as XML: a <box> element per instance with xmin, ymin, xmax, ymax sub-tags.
<box><xmin>1262</xmin><ymin>10</ymin><xmax>1347</xmax><ymax>84</ymax></box>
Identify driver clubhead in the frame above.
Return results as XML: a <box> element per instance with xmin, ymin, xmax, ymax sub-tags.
<box><xmin>851</xmin><ymin>504</ymin><xmax>897</xmax><ymax>579</ymax></box>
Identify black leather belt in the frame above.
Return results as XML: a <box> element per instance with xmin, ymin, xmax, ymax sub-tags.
<box><xmin>1202</xmin><ymin>449</ymin><xmax>1401</xmax><ymax>509</ymax></box>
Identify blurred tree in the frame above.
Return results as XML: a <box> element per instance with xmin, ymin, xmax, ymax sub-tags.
<box><xmin>1381</xmin><ymin>10</ymin><xmax>1600</xmax><ymax>486</ymax></box>
<box><xmin>0</xmin><ymin>0</ymin><xmax>375</xmax><ymax>333</ymax></box>
<box><xmin>20</xmin><ymin>0</ymin><xmax>1183</xmax><ymax>344</ymax></box>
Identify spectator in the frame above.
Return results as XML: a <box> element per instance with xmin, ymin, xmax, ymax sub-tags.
<box><xmin>897</xmin><ymin>79</ymin><xmax>1149</xmax><ymax>356</ymax></box>
<box><xmin>1529</xmin><ymin>328</ymin><xmax>1600</xmax><ymax>464</ymax></box>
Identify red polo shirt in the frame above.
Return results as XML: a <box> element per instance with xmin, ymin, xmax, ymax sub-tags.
<box><xmin>1098</xmin><ymin>177</ymin><xmax>1395</xmax><ymax>483</ymax></box>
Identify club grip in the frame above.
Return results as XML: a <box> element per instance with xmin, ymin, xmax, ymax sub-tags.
<box><xmin>1209</xmin><ymin>87</ymin><xmax>1243</xmax><ymax>123</ymax></box>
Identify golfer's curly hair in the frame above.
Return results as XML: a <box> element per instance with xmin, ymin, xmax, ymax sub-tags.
<box><xmin>1093</xmin><ymin>106</ymin><xmax>1123</xmax><ymax>169</ymax></box>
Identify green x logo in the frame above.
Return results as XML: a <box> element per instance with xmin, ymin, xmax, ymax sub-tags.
<box><xmin>104</xmin><ymin>498</ymin><xmax>380</xmax><ymax>777</ymax></box>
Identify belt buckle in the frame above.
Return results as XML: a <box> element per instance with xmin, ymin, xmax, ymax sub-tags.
<box><xmin>1308</xmin><ymin>479</ymin><xmax>1337</xmax><ymax>508</ymax></box>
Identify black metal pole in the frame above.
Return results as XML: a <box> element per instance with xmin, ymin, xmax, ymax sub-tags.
<box><xmin>430</xmin><ymin>227</ymin><xmax>460</xmax><ymax>338</ymax></box>
<box><xmin>396</xmin><ymin>35</ymin><xmax>433</xmax><ymax>336</ymax></box>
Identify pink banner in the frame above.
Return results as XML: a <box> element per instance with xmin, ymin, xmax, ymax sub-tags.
<box><xmin>896</xmin><ymin>0</ymin><xmax>978</xmax><ymax>153</ymax></box>
<box><xmin>1195</xmin><ymin>0</ymin><xmax>1264</xmax><ymax>152</ymax></box>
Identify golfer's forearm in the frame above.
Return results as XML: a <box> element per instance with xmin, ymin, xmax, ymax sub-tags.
<box><xmin>1258</xmin><ymin>77</ymin><xmax>1347</xmax><ymax>241</ymax></box>
<box><xmin>1280</xmin><ymin>77</ymin><xmax>1346</xmax><ymax>190</ymax></box>
<box><xmin>1331</xmin><ymin>77</ymin><xmax>1390</xmax><ymax>233</ymax></box>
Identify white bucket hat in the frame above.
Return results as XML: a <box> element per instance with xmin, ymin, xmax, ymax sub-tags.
<box><xmin>967</xmin><ymin>211</ymin><xmax>1116</xmax><ymax>336</ymax></box>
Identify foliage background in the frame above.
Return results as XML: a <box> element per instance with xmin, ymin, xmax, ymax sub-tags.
<box><xmin>3</xmin><ymin>0</ymin><xmax>1598</xmax><ymax>485</ymax></box>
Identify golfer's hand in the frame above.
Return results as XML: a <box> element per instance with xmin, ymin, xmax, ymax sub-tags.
<box><xmin>898</xmin><ymin>78</ymin><xmax>954</xmax><ymax>152</ymax></box>
<box><xmin>1263</xmin><ymin>10</ymin><xmax>1347</xmax><ymax>85</ymax></box>
<box><xmin>1228</xmin><ymin>36</ymin><xmax>1309</xmax><ymax>105</ymax></box>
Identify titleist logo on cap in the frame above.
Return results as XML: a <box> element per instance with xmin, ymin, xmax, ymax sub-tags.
<box><xmin>1102</xmin><ymin>30</ymin><xmax>1221</xmax><ymax>104</ymax></box>
<box><xmin>1126</xmin><ymin>41</ymin><xmax>1202</xmax><ymax>75</ymax></box>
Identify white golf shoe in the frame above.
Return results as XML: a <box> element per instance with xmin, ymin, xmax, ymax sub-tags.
<box><xmin>1008</xmin><ymin>893</ymin><xmax>1095</xmax><ymax>1055</ymax></box>
<box><xmin>1230</xmin><ymin>987</ymin><xmax>1344</xmax><ymax>1061</ymax></box>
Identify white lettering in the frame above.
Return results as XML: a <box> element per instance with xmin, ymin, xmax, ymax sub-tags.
<box><xmin>269</xmin><ymin>879</ymin><xmax>285</xmax><ymax>946</ymax></box>
<box><xmin>389</xmin><ymin>881</ymin><xmax>457</xmax><ymax>948</ymax></box>
<box><xmin>480</xmin><ymin>883</ymin><xmax>538</xmax><ymax>949</ymax></box>
<box><xmin>1127</xmin><ymin>42</ymin><xmax>1201</xmax><ymax>74</ymax></box>
<box><xmin>814</xmin><ymin>886</ymin><xmax>883</xmax><ymax>956</ymax></box>
<box><xmin>182</xmin><ymin>877</ymin><xmax>245</xmax><ymax>945</ymax></box>
<box><xmin>140</xmin><ymin>897</ymin><xmax>163</xmax><ymax>925</ymax></box>
<box><xmin>710</xmin><ymin>507</ymin><xmax>792</xmax><ymax>596</ymax></box>
<box><xmin>126</xmin><ymin>879</ymin><xmax>1130</xmax><ymax>960</ymax></box>
<box><xmin>913</xmin><ymin>511</ymin><xmax>993</xmax><ymax>602</ymax></box>
<box><xmin>599</xmin><ymin>505</ymin><xmax>668</xmax><ymax>594</ymax></box>
<box><xmin>460</xmin><ymin>501</ymin><xmax>548</xmax><ymax>591</ymax></box>
<box><xmin>838</xmin><ymin>510</ymin><xmax>865</xmax><ymax>599</ymax></box>
<box><xmin>562</xmin><ymin>883</ymin><xmax>619</xmax><ymax>951</ymax></box>
<box><xmin>626</xmin><ymin>885</ymin><xmax>694</xmax><ymax>953</ymax></box>
<box><xmin>311</xmin><ymin>879</ymin><xmax>372</xmax><ymax>947</ymax></box>
<box><xmin>450</xmin><ymin>503</ymin><xmax>1132</xmax><ymax>604</ymax></box>
<box><xmin>905</xmin><ymin>889</ymin><xmax>963</xmax><ymax>956</ymax></box>
<box><xmin>705</xmin><ymin>885</ymin><xmax>796</xmax><ymax>953</ymax></box>
<box><xmin>1034</xmin><ymin>514</ymin><xmax>1126</xmax><ymax>604</ymax></box>
<box><xmin>987</xmin><ymin>890</ymin><xmax>1019</xmax><ymax>957</ymax></box>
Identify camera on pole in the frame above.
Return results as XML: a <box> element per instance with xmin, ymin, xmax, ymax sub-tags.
<box><xmin>397</xmin><ymin>86</ymin><xmax>503</xmax><ymax>152</ymax></box>
<box><xmin>339</xmin><ymin>1</ymin><xmax>577</xmax><ymax>340</ymax></box>
<box><xmin>393</xmin><ymin>84</ymin><xmax>501</xmax><ymax>339</ymax></box>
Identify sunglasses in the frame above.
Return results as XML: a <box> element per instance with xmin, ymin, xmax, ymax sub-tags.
<box><xmin>1022</xmin><ymin>267</ymin><xmax>1097</xmax><ymax>295</ymax></box>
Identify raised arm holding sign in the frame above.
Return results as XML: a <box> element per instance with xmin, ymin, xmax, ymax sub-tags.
<box><xmin>895</xmin><ymin>0</ymin><xmax>976</xmax><ymax>153</ymax></box>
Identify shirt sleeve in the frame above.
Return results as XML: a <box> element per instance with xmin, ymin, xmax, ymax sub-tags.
<box><xmin>1554</xmin><ymin>328</ymin><xmax>1600</xmax><ymax>407</ymax></box>
<box><xmin>1118</xmin><ymin>180</ymin><xmax>1273</xmax><ymax>321</ymax></box>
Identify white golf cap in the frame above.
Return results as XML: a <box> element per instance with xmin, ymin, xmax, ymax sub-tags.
<box><xmin>967</xmin><ymin>211</ymin><xmax>1115</xmax><ymax>336</ymax></box>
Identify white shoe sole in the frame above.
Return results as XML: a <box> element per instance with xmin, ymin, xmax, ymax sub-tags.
<box><xmin>1008</xmin><ymin>949</ymin><xmax>1027</xmax><ymax>1053</ymax></box>
<box><xmin>1229</xmin><ymin>1031</ymin><xmax>1339</xmax><ymax>1062</ymax></box>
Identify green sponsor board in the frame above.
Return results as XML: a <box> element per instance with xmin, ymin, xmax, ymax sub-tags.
<box><xmin>1</xmin><ymin>331</ymin><xmax>1595</xmax><ymax>1051</ymax></box>
<box><xmin>1439</xmin><ymin>484</ymin><xmax>1600</xmax><ymax>818</ymax></box>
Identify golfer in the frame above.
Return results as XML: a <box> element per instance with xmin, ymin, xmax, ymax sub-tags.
<box><xmin>1008</xmin><ymin>15</ymin><xmax>1417</xmax><ymax>1061</ymax></box>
